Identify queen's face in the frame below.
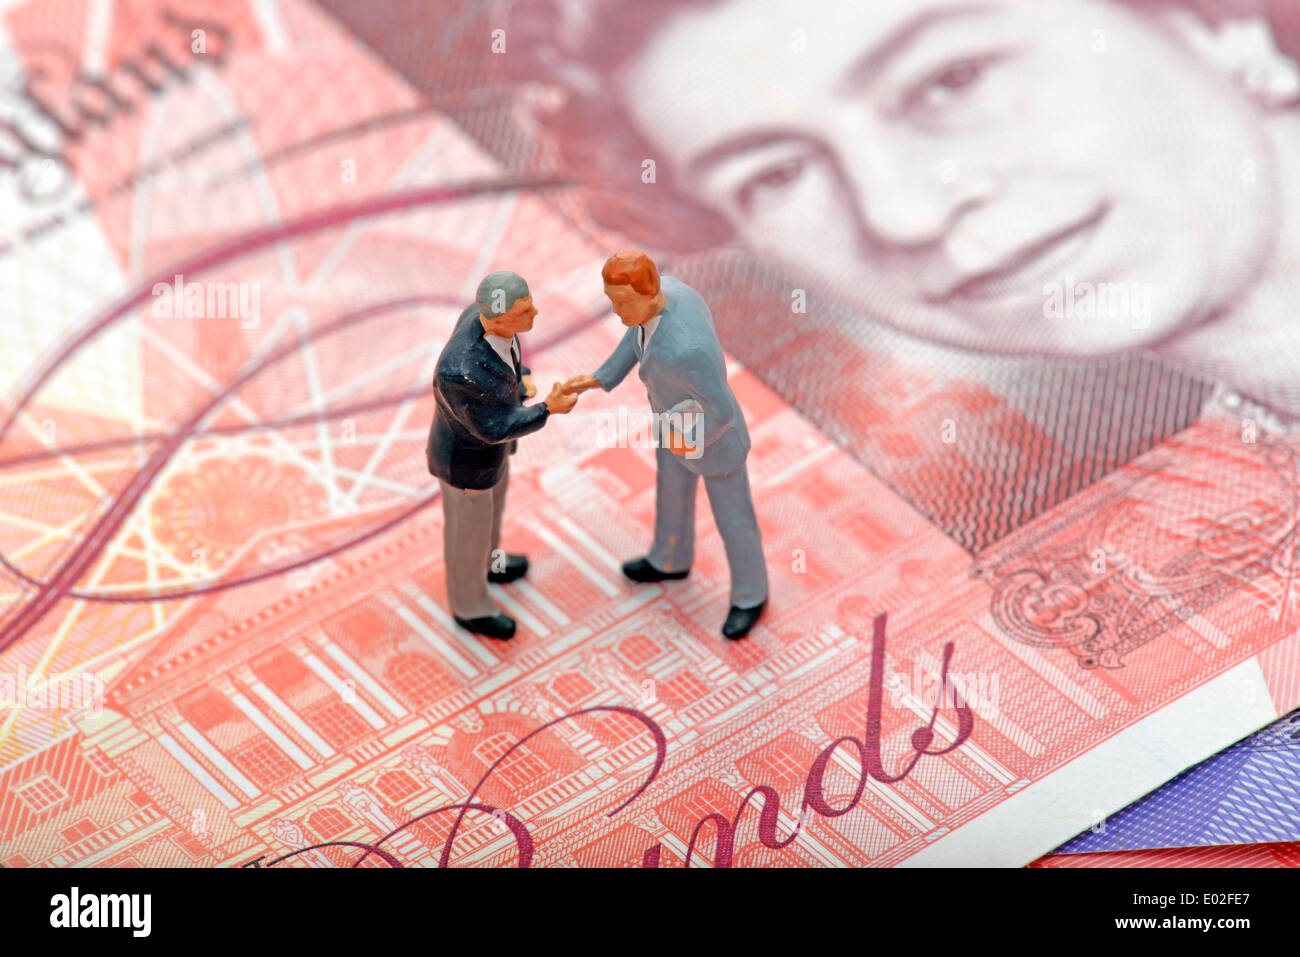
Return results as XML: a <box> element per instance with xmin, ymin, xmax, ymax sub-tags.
<box><xmin>616</xmin><ymin>0</ymin><xmax>1279</xmax><ymax>355</ymax></box>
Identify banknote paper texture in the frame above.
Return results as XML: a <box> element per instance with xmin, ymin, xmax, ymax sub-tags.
<box><xmin>0</xmin><ymin>0</ymin><xmax>1298</xmax><ymax>867</ymax></box>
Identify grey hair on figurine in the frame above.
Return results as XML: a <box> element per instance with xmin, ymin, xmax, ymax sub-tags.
<box><xmin>476</xmin><ymin>271</ymin><xmax>530</xmax><ymax>317</ymax></box>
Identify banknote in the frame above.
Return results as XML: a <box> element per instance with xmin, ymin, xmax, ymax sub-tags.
<box><xmin>314</xmin><ymin>0</ymin><xmax>1300</xmax><ymax>855</ymax></box>
<box><xmin>320</xmin><ymin>0</ymin><xmax>1300</xmax><ymax>550</ymax></box>
<box><xmin>1032</xmin><ymin>840</ymin><xmax>1300</xmax><ymax>868</ymax></box>
<box><xmin>1053</xmin><ymin>707</ymin><xmax>1300</xmax><ymax>852</ymax></box>
<box><xmin>0</xmin><ymin>0</ymin><xmax>1297</xmax><ymax>870</ymax></box>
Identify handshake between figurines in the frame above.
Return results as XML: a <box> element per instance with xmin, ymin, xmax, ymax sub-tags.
<box><xmin>561</xmin><ymin>374</ymin><xmax>601</xmax><ymax>396</ymax></box>
<box><xmin>517</xmin><ymin>372</ymin><xmax>582</xmax><ymax>414</ymax></box>
<box><xmin>426</xmin><ymin>252</ymin><xmax>768</xmax><ymax>643</ymax></box>
<box><xmin>543</xmin><ymin>379</ymin><xmax>578</xmax><ymax>414</ymax></box>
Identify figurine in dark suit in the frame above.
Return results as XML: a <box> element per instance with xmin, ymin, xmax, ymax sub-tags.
<box><xmin>426</xmin><ymin>271</ymin><xmax>577</xmax><ymax>639</ymax></box>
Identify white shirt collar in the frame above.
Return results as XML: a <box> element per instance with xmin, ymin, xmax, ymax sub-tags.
<box><xmin>485</xmin><ymin>332</ymin><xmax>518</xmax><ymax>371</ymax></box>
<box><xmin>640</xmin><ymin>312</ymin><xmax>661</xmax><ymax>350</ymax></box>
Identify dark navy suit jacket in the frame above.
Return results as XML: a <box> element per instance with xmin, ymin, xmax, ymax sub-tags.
<box><xmin>426</xmin><ymin>304</ymin><xmax>548</xmax><ymax>490</ymax></box>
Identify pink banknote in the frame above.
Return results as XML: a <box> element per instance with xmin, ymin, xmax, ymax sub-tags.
<box><xmin>0</xmin><ymin>0</ymin><xmax>1297</xmax><ymax>868</ymax></box>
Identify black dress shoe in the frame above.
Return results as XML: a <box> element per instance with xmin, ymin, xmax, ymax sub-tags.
<box><xmin>488</xmin><ymin>553</ymin><xmax>529</xmax><ymax>584</ymax></box>
<box><xmin>722</xmin><ymin>600</ymin><xmax>766</xmax><ymax>639</ymax></box>
<box><xmin>622</xmin><ymin>556</ymin><xmax>690</xmax><ymax>583</ymax></box>
<box><xmin>454</xmin><ymin>612</ymin><xmax>516</xmax><ymax>639</ymax></box>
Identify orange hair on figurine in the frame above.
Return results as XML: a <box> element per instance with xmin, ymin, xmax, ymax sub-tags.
<box><xmin>601</xmin><ymin>249</ymin><xmax>660</xmax><ymax>296</ymax></box>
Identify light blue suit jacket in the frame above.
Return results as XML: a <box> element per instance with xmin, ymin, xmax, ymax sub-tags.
<box><xmin>593</xmin><ymin>276</ymin><xmax>750</xmax><ymax>477</ymax></box>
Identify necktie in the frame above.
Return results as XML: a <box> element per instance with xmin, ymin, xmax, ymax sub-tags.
<box><xmin>639</xmin><ymin>324</ymin><xmax>647</xmax><ymax>354</ymax></box>
<box><xmin>510</xmin><ymin>336</ymin><xmax>521</xmax><ymax>379</ymax></box>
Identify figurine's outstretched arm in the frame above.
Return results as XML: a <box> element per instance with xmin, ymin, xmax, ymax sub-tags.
<box><xmin>443</xmin><ymin>375</ymin><xmax>551</xmax><ymax>445</ymax></box>
<box><xmin>590</xmin><ymin>326</ymin><xmax>640</xmax><ymax>391</ymax></box>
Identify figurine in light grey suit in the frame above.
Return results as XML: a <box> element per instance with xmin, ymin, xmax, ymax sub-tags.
<box><xmin>565</xmin><ymin>249</ymin><xmax>768</xmax><ymax>638</ymax></box>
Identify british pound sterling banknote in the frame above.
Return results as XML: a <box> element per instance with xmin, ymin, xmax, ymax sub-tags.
<box><xmin>1057</xmin><ymin>707</ymin><xmax>1300</xmax><ymax>852</ymax></box>
<box><xmin>0</xmin><ymin>0</ymin><xmax>1298</xmax><ymax>867</ymax></box>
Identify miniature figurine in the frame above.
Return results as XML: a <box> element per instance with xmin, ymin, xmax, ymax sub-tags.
<box><xmin>565</xmin><ymin>250</ymin><xmax>768</xmax><ymax>638</ymax></box>
<box><xmin>426</xmin><ymin>271</ymin><xmax>577</xmax><ymax>639</ymax></box>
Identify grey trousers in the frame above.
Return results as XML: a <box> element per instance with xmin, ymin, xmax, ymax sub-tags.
<box><xmin>438</xmin><ymin>461</ymin><xmax>509</xmax><ymax>620</ymax></box>
<box><xmin>646</xmin><ymin>445</ymin><xmax>768</xmax><ymax>609</ymax></box>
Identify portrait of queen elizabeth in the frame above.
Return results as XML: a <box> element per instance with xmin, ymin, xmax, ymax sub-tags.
<box><xmin>501</xmin><ymin>0</ymin><xmax>1300</xmax><ymax>423</ymax></box>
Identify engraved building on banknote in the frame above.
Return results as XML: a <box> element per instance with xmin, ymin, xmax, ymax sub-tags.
<box><xmin>1</xmin><ymin>389</ymin><xmax>963</xmax><ymax>867</ymax></box>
